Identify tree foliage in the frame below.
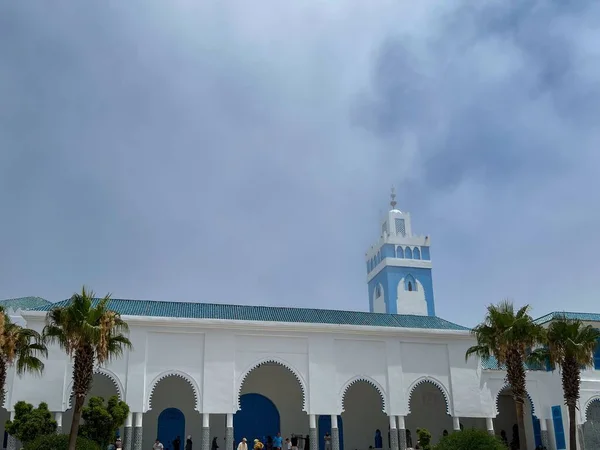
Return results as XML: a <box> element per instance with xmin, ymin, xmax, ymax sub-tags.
<box><xmin>79</xmin><ymin>395</ymin><xmax>130</xmax><ymax>447</ymax></box>
<box><xmin>43</xmin><ymin>286</ymin><xmax>132</xmax><ymax>450</ymax></box>
<box><xmin>5</xmin><ymin>401</ymin><xmax>57</xmax><ymax>443</ymax></box>
<box><xmin>433</xmin><ymin>429</ymin><xmax>506</xmax><ymax>450</ymax></box>
<box><xmin>466</xmin><ymin>300</ymin><xmax>544</xmax><ymax>450</ymax></box>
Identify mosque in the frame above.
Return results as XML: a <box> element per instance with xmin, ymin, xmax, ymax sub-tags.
<box><xmin>1</xmin><ymin>194</ymin><xmax>600</xmax><ymax>450</ymax></box>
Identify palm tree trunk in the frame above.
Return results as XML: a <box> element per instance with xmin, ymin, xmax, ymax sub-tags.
<box><xmin>68</xmin><ymin>344</ymin><xmax>95</xmax><ymax>450</ymax></box>
<box><xmin>0</xmin><ymin>358</ymin><xmax>6</xmax><ymax>405</ymax></box>
<box><xmin>515</xmin><ymin>399</ymin><xmax>528</xmax><ymax>450</ymax></box>
<box><xmin>568</xmin><ymin>404</ymin><xmax>577</xmax><ymax>450</ymax></box>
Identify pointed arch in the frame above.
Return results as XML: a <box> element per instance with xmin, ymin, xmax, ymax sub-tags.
<box><xmin>413</xmin><ymin>247</ymin><xmax>421</xmax><ymax>260</ymax></box>
<box><xmin>407</xmin><ymin>376</ymin><xmax>451</xmax><ymax>415</ymax></box>
<box><xmin>146</xmin><ymin>370</ymin><xmax>202</xmax><ymax>412</ymax></box>
<box><xmin>63</xmin><ymin>367</ymin><xmax>124</xmax><ymax>410</ymax></box>
<box><xmin>339</xmin><ymin>376</ymin><xmax>387</xmax><ymax>414</ymax></box>
<box><xmin>404</xmin><ymin>274</ymin><xmax>417</xmax><ymax>292</ymax></box>
<box><xmin>396</xmin><ymin>246</ymin><xmax>404</xmax><ymax>258</ymax></box>
<box><xmin>584</xmin><ymin>397</ymin><xmax>600</xmax><ymax>422</ymax></box>
<box><xmin>237</xmin><ymin>358</ymin><xmax>307</xmax><ymax>411</ymax></box>
<box><xmin>495</xmin><ymin>384</ymin><xmax>536</xmax><ymax>415</ymax></box>
<box><xmin>405</xmin><ymin>247</ymin><xmax>413</xmax><ymax>259</ymax></box>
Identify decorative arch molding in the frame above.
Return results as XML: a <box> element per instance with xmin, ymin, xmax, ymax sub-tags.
<box><xmin>494</xmin><ymin>383</ymin><xmax>536</xmax><ymax>416</ymax></box>
<box><xmin>406</xmin><ymin>376</ymin><xmax>452</xmax><ymax>415</ymax></box>
<box><xmin>146</xmin><ymin>370</ymin><xmax>202</xmax><ymax>412</ymax></box>
<box><xmin>584</xmin><ymin>397</ymin><xmax>600</xmax><ymax>422</ymax></box>
<box><xmin>237</xmin><ymin>357</ymin><xmax>307</xmax><ymax>412</ymax></box>
<box><xmin>63</xmin><ymin>367</ymin><xmax>125</xmax><ymax>410</ymax></box>
<box><xmin>339</xmin><ymin>376</ymin><xmax>387</xmax><ymax>414</ymax></box>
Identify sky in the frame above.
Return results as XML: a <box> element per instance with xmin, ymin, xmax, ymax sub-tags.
<box><xmin>1</xmin><ymin>1</ymin><xmax>600</xmax><ymax>327</ymax></box>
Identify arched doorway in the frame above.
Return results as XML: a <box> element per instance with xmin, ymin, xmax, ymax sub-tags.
<box><xmin>235</xmin><ymin>394</ymin><xmax>280</xmax><ymax>443</ymax></box>
<box><xmin>318</xmin><ymin>415</ymin><xmax>343</xmax><ymax>450</ymax></box>
<box><xmin>236</xmin><ymin>362</ymin><xmax>307</xmax><ymax>448</ymax></box>
<box><xmin>406</xmin><ymin>380</ymin><xmax>452</xmax><ymax>444</ymax></box>
<box><xmin>495</xmin><ymin>386</ymin><xmax>539</xmax><ymax>449</ymax></box>
<box><xmin>158</xmin><ymin>408</ymin><xmax>185</xmax><ymax>450</ymax></box>
<box><xmin>340</xmin><ymin>380</ymin><xmax>386</xmax><ymax>450</ymax></box>
<box><xmin>145</xmin><ymin>375</ymin><xmax>200</xmax><ymax>450</ymax></box>
<box><xmin>584</xmin><ymin>399</ymin><xmax>600</xmax><ymax>449</ymax></box>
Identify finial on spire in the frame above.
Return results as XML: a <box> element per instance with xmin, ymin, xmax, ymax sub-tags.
<box><xmin>390</xmin><ymin>186</ymin><xmax>397</xmax><ymax>210</ymax></box>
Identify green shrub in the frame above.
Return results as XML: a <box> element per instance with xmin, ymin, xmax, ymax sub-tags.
<box><xmin>433</xmin><ymin>429</ymin><xmax>506</xmax><ymax>450</ymax></box>
<box><xmin>79</xmin><ymin>395</ymin><xmax>130</xmax><ymax>447</ymax></box>
<box><xmin>24</xmin><ymin>434</ymin><xmax>101</xmax><ymax>450</ymax></box>
<box><xmin>5</xmin><ymin>401</ymin><xmax>57</xmax><ymax>444</ymax></box>
<box><xmin>416</xmin><ymin>428</ymin><xmax>432</xmax><ymax>450</ymax></box>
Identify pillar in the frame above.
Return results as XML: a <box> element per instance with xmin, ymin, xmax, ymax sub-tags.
<box><xmin>330</xmin><ymin>415</ymin><xmax>340</xmax><ymax>450</ymax></box>
<box><xmin>389</xmin><ymin>416</ymin><xmax>398</xmax><ymax>450</ymax></box>
<box><xmin>541</xmin><ymin>418</ymin><xmax>551</xmax><ymax>450</ymax></box>
<box><xmin>452</xmin><ymin>417</ymin><xmax>461</xmax><ymax>431</ymax></box>
<box><xmin>202</xmin><ymin>413</ymin><xmax>211</xmax><ymax>450</ymax></box>
<box><xmin>226</xmin><ymin>413</ymin><xmax>234</xmax><ymax>450</ymax></box>
<box><xmin>309</xmin><ymin>415</ymin><xmax>318</xmax><ymax>450</ymax></box>
<box><xmin>133</xmin><ymin>412</ymin><xmax>143</xmax><ymax>450</ymax></box>
<box><xmin>54</xmin><ymin>412</ymin><xmax>63</xmax><ymax>434</ymax></box>
<box><xmin>123</xmin><ymin>413</ymin><xmax>133</xmax><ymax>450</ymax></box>
<box><xmin>397</xmin><ymin>416</ymin><xmax>407</xmax><ymax>450</ymax></box>
<box><xmin>6</xmin><ymin>411</ymin><xmax>17</xmax><ymax>450</ymax></box>
<box><xmin>485</xmin><ymin>418</ymin><xmax>494</xmax><ymax>436</ymax></box>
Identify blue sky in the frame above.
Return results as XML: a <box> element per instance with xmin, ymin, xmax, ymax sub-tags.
<box><xmin>1</xmin><ymin>1</ymin><xmax>599</xmax><ymax>327</ymax></box>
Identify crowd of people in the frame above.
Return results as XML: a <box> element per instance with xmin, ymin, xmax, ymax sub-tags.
<box><xmin>236</xmin><ymin>432</ymin><xmax>308</xmax><ymax>450</ymax></box>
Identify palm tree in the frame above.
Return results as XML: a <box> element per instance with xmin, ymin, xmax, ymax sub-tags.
<box><xmin>43</xmin><ymin>287</ymin><xmax>132</xmax><ymax>450</ymax></box>
<box><xmin>532</xmin><ymin>315</ymin><xmax>600</xmax><ymax>450</ymax></box>
<box><xmin>466</xmin><ymin>300</ymin><xmax>544</xmax><ymax>450</ymax></box>
<box><xmin>0</xmin><ymin>306</ymin><xmax>47</xmax><ymax>400</ymax></box>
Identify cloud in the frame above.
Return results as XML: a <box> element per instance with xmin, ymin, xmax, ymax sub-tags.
<box><xmin>1</xmin><ymin>1</ymin><xmax>599</xmax><ymax>326</ymax></box>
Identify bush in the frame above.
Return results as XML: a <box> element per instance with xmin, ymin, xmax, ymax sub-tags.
<box><xmin>5</xmin><ymin>401</ymin><xmax>57</xmax><ymax>444</ymax></box>
<box><xmin>24</xmin><ymin>434</ymin><xmax>101</xmax><ymax>450</ymax></box>
<box><xmin>416</xmin><ymin>428</ymin><xmax>432</xmax><ymax>450</ymax></box>
<box><xmin>79</xmin><ymin>395</ymin><xmax>130</xmax><ymax>447</ymax></box>
<box><xmin>433</xmin><ymin>429</ymin><xmax>506</xmax><ymax>450</ymax></box>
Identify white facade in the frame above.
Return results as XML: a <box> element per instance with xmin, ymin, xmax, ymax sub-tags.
<box><xmin>1</xmin><ymin>310</ymin><xmax>599</xmax><ymax>450</ymax></box>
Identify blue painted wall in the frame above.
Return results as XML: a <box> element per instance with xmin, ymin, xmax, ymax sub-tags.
<box><xmin>552</xmin><ymin>405</ymin><xmax>566</xmax><ymax>449</ymax></box>
<box><xmin>368</xmin><ymin>266</ymin><xmax>436</xmax><ymax>316</ymax></box>
<box><xmin>318</xmin><ymin>415</ymin><xmax>343</xmax><ymax>450</ymax></box>
<box><xmin>234</xmin><ymin>394</ymin><xmax>281</xmax><ymax>445</ymax></box>
<box><xmin>157</xmin><ymin>408</ymin><xmax>185</xmax><ymax>450</ymax></box>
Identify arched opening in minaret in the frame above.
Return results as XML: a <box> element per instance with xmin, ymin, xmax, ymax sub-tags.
<box><xmin>406</xmin><ymin>381</ymin><xmax>452</xmax><ymax>444</ymax></box>
<box><xmin>413</xmin><ymin>248</ymin><xmax>421</xmax><ymax>260</ymax></box>
<box><xmin>373</xmin><ymin>284</ymin><xmax>385</xmax><ymax>313</ymax></box>
<box><xmin>236</xmin><ymin>362</ymin><xmax>307</xmax><ymax>448</ymax></box>
<box><xmin>340</xmin><ymin>380</ymin><xmax>387</xmax><ymax>450</ymax></box>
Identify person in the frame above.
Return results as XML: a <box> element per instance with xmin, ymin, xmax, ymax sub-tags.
<box><xmin>212</xmin><ymin>437</ymin><xmax>220</xmax><ymax>450</ymax></box>
<box><xmin>186</xmin><ymin>436</ymin><xmax>193</xmax><ymax>450</ymax></box>
<box><xmin>304</xmin><ymin>434</ymin><xmax>310</xmax><ymax>450</ymax></box>
<box><xmin>291</xmin><ymin>435</ymin><xmax>298</xmax><ymax>450</ymax></box>
<box><xmin>154</xmin><ymin>439</ymin><xmax>164</xmax><ymax>450</ymax></box>
<box><xmin>285</xmin><ymin>438</ymin><xmax>291</xmax><ymax>450</ymax></box>
<box><xmin>174</xmin><ymin>436</ymin><xmax>181</xmax><ymax>450</ymax></box>
<box><xmin>254</xmin><ymin>439</ymin><xmax>264</xmax><ymax>450</ymax></box>
<box><xmin>323</xmin><ymin>433</ymin><xmax>331</xmax><ymax>450</ymax></box>
<box><xmin>273</xmin><ymin>434</ymin><xmax>282</xmax><ymax>450</ymax></box>
<box><xmin>374</xmin><ymin>430</ymin><xmax>382</xmax><ymax>449</ymax></box>
<box><xmin>238</xmin><ymin>438</ymin><xmax>248</xmax><ymax>450</ymax></box>
<box><xmin>115</xmin><ymin>438</ymin><xmax>122</xmax><ymax>449</ymax></box>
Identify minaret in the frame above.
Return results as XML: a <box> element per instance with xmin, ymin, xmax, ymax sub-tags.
<box><xmin>365</xmin><ymin>188</ymin><xmax>435</xmax><ymax>316</ymax></box>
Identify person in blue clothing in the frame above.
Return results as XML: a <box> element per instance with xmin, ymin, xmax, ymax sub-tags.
<box><xmin>374</xmin><ymin>430</ymin><xmax>382</xmax><ymax>449</ymax></box>
<box><xmin>273</xmin><ymin>433</ymin><xmax>283</xmax><ymax>450</ymax></box>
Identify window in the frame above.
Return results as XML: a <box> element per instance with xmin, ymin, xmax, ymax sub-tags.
<box><xmin>395</xmin><ymin>218</ymin><xmax>406</xmax><ymax>236</ymax></box>
<box><xmin>405</xmin><ymin>247</ymin><xmax>413</xmax><ymax>259</ymax></box>
<box><xmin>594</xmin><ymin>336</ymin><xmax>600</xmax><ymax>370</ymax></box>
<box><xmin>404</xmin><ymin>274</ymin><xmax>417</xmax><ymax>292</ymax></box>
<box><xmin>413</xmin><ymin>247</ymin><xmax>421</xmax><ymax>260</ymax></box>
<box><xmin>375</xmin><ymin>284</ymin><xmax>382</xmax><ymax>298</ymax></box>
<box><xmin>396</xmin><ymin>246</ymin><xmax>404</xmax><ymax>258</ymax></box>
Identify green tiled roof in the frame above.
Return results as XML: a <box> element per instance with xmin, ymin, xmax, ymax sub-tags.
<box><xmin>481</xmin><ymin>355</ymin><xmax>546</xmax><ymax>372</ymax></box>
<box><xmin>31</xmin><ymin>298</ymin><xmax>469</xmax><ymax>331</ymax></box>
<box><xmin>0</xmin><ymin>296</ymin><xmax>50</xmax><ymax>311</ymax></box>
<box><xmin>534</xmin><ymin>311</ymin><xmax>600</xmax><ymax>325</ymax></box>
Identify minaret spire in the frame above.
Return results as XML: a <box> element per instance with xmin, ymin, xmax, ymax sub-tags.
<box><xmin>390</xmin><ymin>186</ymin><xmax>397</xmax><ymax>210</ymax></box>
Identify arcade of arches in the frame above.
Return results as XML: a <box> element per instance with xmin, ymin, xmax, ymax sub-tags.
<box><xmin>39</xmin><ymin>371</ymin><xmax>551</xmax><ymax>450</ymax></box>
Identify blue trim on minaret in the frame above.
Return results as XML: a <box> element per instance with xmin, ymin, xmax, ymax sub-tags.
<box><xmin>368</xmin><ymin>266</ymin><xmax>436</xmax><ymax>316</ymax></box>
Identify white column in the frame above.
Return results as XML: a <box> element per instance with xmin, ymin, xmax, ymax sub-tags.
<box><xmin>309</xmin><ymin>415</ymin><xmax>318</xmax><ymax>450</ymax></box>
<box><xmin>309</xmin><ymin>414</ymin><xmax>316</xmax><ymax>429</ymax></box>
<box><xmin>203</xmin><ymin>413</ymin><xmax>210</xmax><ymax>428</ymax></box>
<box><xmin>54</xmin><ymin>412</ymin><xmax>63</xmax><ymax>433</ymax></box>
<box><xmin>134</xmin><ymin>412</ymin><xmax>143</xmax><ymax>427</ymax></box>
<box><xmin>397</xmin><ymin>415</ymin><xmax>407</xmax><ymax>450</ymax></box>
<box><xmin>124</xmin><ymin>413</ymin><xmax>133</xmax><ymax>450</ymax></box>
<box><xmin>330</xmin><ymin>415</ymin><xmax>340</xmax><ymax>450</ymax></box>
<box><xmin>202</xmin><ymin>413</ymin><xmax>211</xmax><ymax>450</ymax></box>
<box><xmin>452</xmin><ymin>417</ymin><xmax>460</xmax><ymax>431</ymax></box>
<box><xmin>486</xmin><ymin>418</ymin><xmax>494</xmax><ymax>435</ymax></box>
<box><xmin>225</xmin><ymin>413</ymin><xmax>234</xmax><ymax>450</ymax></box>
<box><xmin>331</xmin><ymin>415</ymin><xmax>338</xmax><ymax>428</ymax></box>
<box><xmin>227</xmin><ymin>413</ymin><xmax>234</xmax><ymax>428</ymax></box>
<box><xmin>133</xmin><ymin>413</ymin><xmax>143</xmax><ymax>450</ymax></box>
<box><xmin>389</xmin><ymin>416</ymin><xmax>399</xmax><ymax>450</ymax></box>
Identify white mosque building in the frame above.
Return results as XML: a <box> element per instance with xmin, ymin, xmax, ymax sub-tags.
<box><xmin>2</xmin><ymin>197</ymin><xmax>600</xmax><ymax>450</ymax></box>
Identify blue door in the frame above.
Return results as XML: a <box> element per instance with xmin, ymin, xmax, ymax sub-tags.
<box><xmin>532</xmin><ymin>415</ymin><xmax>542</xmax><ymax>448</ymax></box>
<box><xmin>158</xmin><ymin>408</ymin><xmax>185</xmax><ymax>450</ymax></box>
<box><xmin>235</xmin><ymin>393</ymin><xmax>280</xmax><ymax>445</ymax></box>
<box><xmin>318</xmin><ymin>415</ymin><xmax>344</xmax><ymax>450</ymax></box>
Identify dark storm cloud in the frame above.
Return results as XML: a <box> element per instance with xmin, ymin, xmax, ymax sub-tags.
<box><xmin>1</xmin><ymin>1</ymin><xmax>599</xmax><ymax>325</ymax></box>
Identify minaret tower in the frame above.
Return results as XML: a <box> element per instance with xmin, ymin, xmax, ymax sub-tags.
<box><xmin>366</xmin><ymin>188</ymin><xmax>435</xmax><ymax>316</ymax></box>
